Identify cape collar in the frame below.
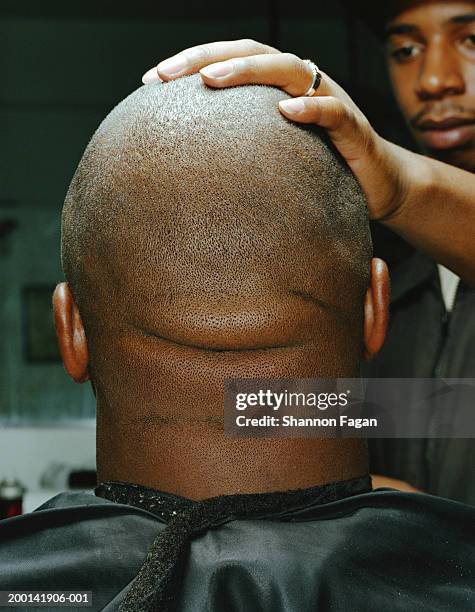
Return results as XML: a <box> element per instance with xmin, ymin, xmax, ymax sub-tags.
<box><xmin>95</xmin><ymin>474</ymin><xmax>372</xmax><ymax>524</ymax></box>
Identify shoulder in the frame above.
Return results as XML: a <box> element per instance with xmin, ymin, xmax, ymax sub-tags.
<box><xmin>180</xmin><ymin>491</ymin><xmax>474</xmax><ymax>612</ymax></box>
<box><xmin>0</xmin><ymin>491</ymin><xmax>164</xmax><ymax>611</ymax></box>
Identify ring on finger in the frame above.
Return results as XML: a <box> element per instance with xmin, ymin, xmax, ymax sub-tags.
<box><xmin>302</xmin><ymin>59</ymin><xmax>322</xmax><ymax>97</ymax></box>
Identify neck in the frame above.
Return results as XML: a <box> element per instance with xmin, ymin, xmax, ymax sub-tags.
<box><xmin>97</xmin><ymin>423</ymin><xmax>368</xmax><ymax>500</ymax></box>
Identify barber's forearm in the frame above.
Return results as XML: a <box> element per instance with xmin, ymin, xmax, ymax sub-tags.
<box><xmin>380</xmin><ymin>141</ymin><xmax>475</xmax><ymax>286</ymax></box>
<box><xmin>371</xmin><ymin>474</ymin><xmax>422</xmax><ymax>493</ymax></box>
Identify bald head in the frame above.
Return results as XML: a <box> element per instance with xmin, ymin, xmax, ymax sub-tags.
<box><xmin>63</xmin><ymin>76</ymin><xmax>370</xmax><ymax>347</ymax></box>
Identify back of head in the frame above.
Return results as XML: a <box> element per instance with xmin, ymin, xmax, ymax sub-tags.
<box><xmin>62</xmin><ymin>75</ymin><xmax>371</xmax><ymax>442</ymax></box>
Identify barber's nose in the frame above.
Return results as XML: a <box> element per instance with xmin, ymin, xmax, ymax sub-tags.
<box><xmin>416</xmin><ymin>43</ymin><xmax>465</xmax><ymax>101</ymax></box>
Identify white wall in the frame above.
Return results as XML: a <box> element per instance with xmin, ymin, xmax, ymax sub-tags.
<box><xmin>0</xmin><ymin>424</ymin><xmax>96</xmax><ymax>492</ymax></box>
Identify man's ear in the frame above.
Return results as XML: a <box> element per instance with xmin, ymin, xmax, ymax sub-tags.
<box><xmin>53</xmin><ymin>282</ymin><xmax>89</xmax><ymax>383</ymax></box>
<box><xmin>363</xmin><ymin>258</ymin><xmax>389</xmax><ymax>360</ymax></box>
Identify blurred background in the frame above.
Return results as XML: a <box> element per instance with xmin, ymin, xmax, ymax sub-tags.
<box><xmin>0</xmin><ymin>0</ymin><xmax>413</xmax><ymax>510</ymax></box>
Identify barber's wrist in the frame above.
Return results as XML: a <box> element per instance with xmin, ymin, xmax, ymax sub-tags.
<box><xmin>374</xmin><ymin>140</ymin><xmax>424</xmax><ymax>226</ymax></box>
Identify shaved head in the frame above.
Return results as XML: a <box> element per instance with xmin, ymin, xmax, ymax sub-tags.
<box><xmin>63</xmin><ymin>76</ymin><xmax>370</xmax><ymax>352</ymax></box>
<box><xmin>60</xmin><ymin>76</ymin><xmax>373</xmax><ymax>493</ymax></box>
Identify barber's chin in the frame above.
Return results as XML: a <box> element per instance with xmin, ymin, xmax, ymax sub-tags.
<box><xmin>419</xmin><ymin>138</ymin><xmax>475</xmax><ymax>173</ymax></box>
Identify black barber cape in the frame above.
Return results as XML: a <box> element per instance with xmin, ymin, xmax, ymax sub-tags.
<box><xmin>0</xmin><ymin>476</ymin><xmax>473</xmax><ymax>612</ymax></box>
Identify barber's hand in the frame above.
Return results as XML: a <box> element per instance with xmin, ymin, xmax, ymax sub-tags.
<box><xmin>142</xmin><ymin>39</ymin><xmax>411</xmax><ymax>222</ymax></box>
<box><xmin>371</xmin><ymin>474</ymin><xmax>423</xmax><ymax>493</ymax></box>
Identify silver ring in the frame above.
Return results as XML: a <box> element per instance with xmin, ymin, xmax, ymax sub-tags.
<box><xmin>302</xmin><ymin>59</ymin><xmax>322</xmax><ymax>97</ymax></box>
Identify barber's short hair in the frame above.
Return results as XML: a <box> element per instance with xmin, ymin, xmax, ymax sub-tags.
<box><xmin>340</xmin><ymin>0</ymin><xmax>392</xmax><ymax>39</ymax></box>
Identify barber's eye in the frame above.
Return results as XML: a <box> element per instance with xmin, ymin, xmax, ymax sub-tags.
<box><xmin>390</xmin><ymin>44</ymin><xmax>422</xmax><ymax>63</ymax></box>
<box><xmin>462</xmin><ymin>34</ymin><xmax>475</xmax><ymax>49</ymax></box>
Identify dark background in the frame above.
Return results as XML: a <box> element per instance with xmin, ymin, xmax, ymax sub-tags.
<box><xmin>0</xmin><ymin>0</ymin><xmax>414</xmax><ymax>423</ymax></box>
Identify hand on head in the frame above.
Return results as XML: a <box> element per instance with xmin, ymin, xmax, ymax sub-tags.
<box><xmin>142</xmin><ymin>39</ymin><xmax>410</xmax><ymax>223</ymax></box>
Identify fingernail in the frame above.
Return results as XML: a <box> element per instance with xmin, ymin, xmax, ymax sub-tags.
<box><xmin>142</xmin><ymin>68</ymin><xmax>161</xmax><ymax>84</ymax></box>
<box><xmin>279</xmin><ymin>98</ymin><xmax>305</xmax><ymax>114</ymax></box>
<box><xmin>200</xmin><ymin>61</ymin><xmax>234</xmax><ymax>79</ymax></box>
<box><xmin>156</xmin><ymin>55</ymin><xmax>188</xmax><ymax>77</ymax></box>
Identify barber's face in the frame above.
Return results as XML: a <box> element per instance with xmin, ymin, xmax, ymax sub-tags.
<box><xmin>385</xmin><ymin>1</ymin><xmax>475</xmax><ymax>171</ymax></box>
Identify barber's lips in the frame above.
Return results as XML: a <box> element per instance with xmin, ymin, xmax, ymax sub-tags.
<box><xmin>414</xmin><ymin>116</ymin><xmax>475</xmax><ymax>150</ymax></box>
